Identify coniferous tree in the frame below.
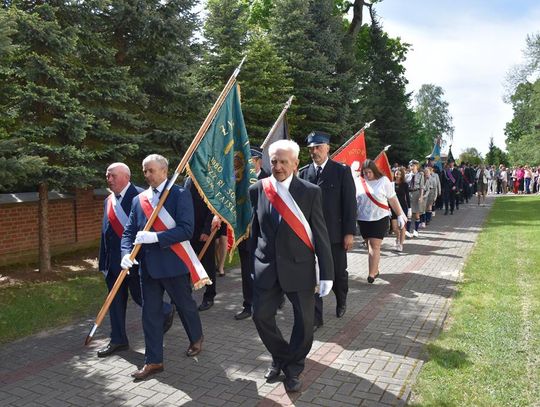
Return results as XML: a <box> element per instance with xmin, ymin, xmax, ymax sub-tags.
<box><xmin>0</xmin><ymin>8</ymin><xmax>45</xmax><ymax>191</ymax></box>
<box><xmin>239</xmin><ymin>30</ymin><xmax>293</xmax><ymax>143</ymax></box>
<box><xmin>201</xmin><ymin>0</ymin><xmax>292</xmax><ymax>145</ymax></box>
<box><xmin>104</xmin><ymin>0</ymin><xmax>206</xmax><ymax>164</ymax></box>
<box><xmin>4</xmin><ymin>1</ymin><xmax>95</xmax><ymax>271</ymax></box>
<box><xmin>202</xmin><ymin>0</ymin><xmax>249</xmax><ymax>89</ymax></box>
<box><xmin>351</xmin><ymin>18</ymin><xmax>418</xmax><ymax>163</ymax></box>
<box><xmin>270</xmin><ymin>0</ymin><xmax>347</xmax><ymax>144</ymax></box>
<box><xmin>67</xmin><ymin>0</ymin><xmax>144</xmax><ymax>176</ymax></box>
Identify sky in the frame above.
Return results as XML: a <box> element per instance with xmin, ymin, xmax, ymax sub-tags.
<box><xmin>372</xmin><ymin>0</ymin><xmax>540</xmax><ymax>156</ymax></box>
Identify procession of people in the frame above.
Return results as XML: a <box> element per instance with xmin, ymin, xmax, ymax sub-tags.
<box><xmin>98</xmin><ymin>134</ymin><xmax>501</xmax><ymax>392</ymax></box>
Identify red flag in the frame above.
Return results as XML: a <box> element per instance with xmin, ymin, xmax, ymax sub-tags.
<box><xmin>374</xmin><ymin>150</ymin><xmax>393</xmax><ymax>181</ymax></box>
<box><xmin>332</xmin><ymin>129</ymin><xmax>367</xmax><ymax>167</ymax></box>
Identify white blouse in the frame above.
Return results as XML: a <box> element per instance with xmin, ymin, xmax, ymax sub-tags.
<box><xmin>355</xmin><ymin>176</ymin><xmax>396</xmax><ymax>221</ymax></box>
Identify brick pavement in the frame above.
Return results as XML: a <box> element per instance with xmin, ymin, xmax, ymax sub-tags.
<box><xmin>0</xmin><ymin>197</ymin><xmax>494</xmax><ymax>406</ymax></box>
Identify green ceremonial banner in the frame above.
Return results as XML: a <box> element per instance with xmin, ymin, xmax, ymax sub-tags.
<box><xmin>187</xmin><ymin>84</ymin><xmax>255</xmax><ymax>248</ymax></box>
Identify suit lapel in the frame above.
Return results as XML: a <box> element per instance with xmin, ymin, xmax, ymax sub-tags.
<box><xmin>122</xmin><ymin>183</ymin><xmax>136</xmax><ymax>213</ymax></box>
<box><xmin>289</xmin><ymin>176</ymin><xmax>306</xmax><ymax>214</ymax></box>
<box><xmin>306</xmin><ymin>163</ymin><xmax>317</xmax><ymax>184</ymax></box>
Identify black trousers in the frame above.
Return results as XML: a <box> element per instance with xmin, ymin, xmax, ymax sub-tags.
<box><xmin>443</xmin><ymin>188</ymin><xmax>457</xmax><ymax>211</ymax></box>
<box><xmin>141</xmin><ymin>273</ymin><xmax>202</xmax><ymax>364</ymax></box>
<box><xmin>191</xmin><ymin>238</ymin><xmax>217</xmax><ymax>301</ymax></box>
<box><xmin>314</xmin><ymin>242</ymin><xmax>347</xmax><ymax>325</ymax></box>
<box><xmin>253</xmin><ymin>281</ymin><xmax>315</xmax><ymax>378</ymax></box>
<box><xmin>238</xmin><ymin>243</ymin><xmax>253</xmax><ymax>310</ymax></box>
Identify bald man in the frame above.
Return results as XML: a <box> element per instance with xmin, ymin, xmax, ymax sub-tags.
<box><xmin>97</xmin><ymin>163</ymin><xmax>173</xmax><ymax>358</ymax></box>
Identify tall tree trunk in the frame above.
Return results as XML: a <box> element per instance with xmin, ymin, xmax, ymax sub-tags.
<box><xmin>38</xmin><ymin>181</ymin><xmax>51</xmax><ymax>273</ymax></box>
<box><xmin>338</xmin><ymin>0</ymin><xmax>371</xmax><ymax>74</ymax></box>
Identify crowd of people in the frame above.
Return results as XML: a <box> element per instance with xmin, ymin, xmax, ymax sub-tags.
<box><xmin>96</xmin><ymin>133</ymin><xmax>530</xmax><ymax>393</ymax></box>
<box><xmin>485</xmin><ymin>164</ymin><xmax>540</xmax><ymax>195</ymax></box>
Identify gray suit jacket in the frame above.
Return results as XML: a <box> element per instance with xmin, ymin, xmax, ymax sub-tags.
<box><xmin>249</xmin><ymin>176</ymin><xmax>334</xmax><ymax>292</ymax></box>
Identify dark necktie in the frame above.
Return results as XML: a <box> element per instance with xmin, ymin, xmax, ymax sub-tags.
<box><xmin>152</xmin><ymin>188</ymin><xmax>160</xmax><ymax>206</ymax></box>
<box><xmin>115</xmin><ymin>194</ymin><xmax>121</xmax><ymax>201</ymax></box>
<box><xmin>271</xmin><ymin>204</ymin><xmax>280</xmax><ymax>226</ymax></box>
<box><xmin>315</xmin><ymin>166</ymin><xmax>322</xmax><ymax>183</ymax></box>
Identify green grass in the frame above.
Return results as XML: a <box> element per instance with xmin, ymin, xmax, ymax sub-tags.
<box><xmin>0</xmin><ymin>249</ymin><xmax>242</xmax><ymax>345</ymax></box>
<box><xmin>410</xmin><ymin>196</ymin><xmax>540</xmax><ymax>407</ymax></box>
<box><xmin>0</xmin><ymin>274</ymin><xmax>106</xmax><ymax>344</ymax></box>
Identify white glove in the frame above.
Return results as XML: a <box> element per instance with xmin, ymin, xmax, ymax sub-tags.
<box><xmin>135</xmin><ymin>231</ymin><xmax>158</xmax><ymax>245</ymax></box>
<box><xmin>319</xmin><ymin>280</ymin><xmax>333</xmax><ymax>297</ymax></box>
<box><xmin>121</xmin><ymin>254</ymin><xmax>138</xmax><ymax>270</ymax></box>
<box><xmin>397</xmin><ymin>213</ymin><xmax>408</xmax><ymax>229</ymax></box>
<box><xmin>407</xmin><ymin>208</ymin><xmax>412</xmax><ymax>218</ymax></box>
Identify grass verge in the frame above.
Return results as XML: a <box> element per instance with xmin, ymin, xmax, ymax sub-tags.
<box><xmin>0</xmin><ymin>249</ymin><xmax>241</xmax><ymax>345</ymax></box>
<box><xmin>410</xmin><ymin>196</ymin><xmax>540</xmax><ymax>406</ymax></box>
<box><xmin>0</xmin><ymin>273</ymin><xmax>106</xmax><ymax>345</ymax></box>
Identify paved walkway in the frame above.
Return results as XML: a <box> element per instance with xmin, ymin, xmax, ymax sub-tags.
<box><xmin>0</xmin><ymin>197</ymin><xmax>494</xmax><ymax>406</ymax></box>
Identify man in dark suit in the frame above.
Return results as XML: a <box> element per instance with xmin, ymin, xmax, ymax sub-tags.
<box><xmin>299</xmin><ymin>131</ymin><xmax>357</xmax><ymax>326</ymax></box>
<box><xmin>184</xmin><ymin>177</ymin><xmax>218</xmax><ymax>312</ymax></box>
<box><xmin>249</xmin><ymin>139</ymin><xmax>334</xmax><ymax>392</ymax></box>
<box><xmin>97</xmin><ymin>162</ymin><xmax>174</xmax><ymax>358</ymax></box>
<box><xmin>121</xmin><ymin>154</ymin><xmax>204</xmax><ymax>381</ymax></box>
<box><xmin>441</xmin><ymin>159</ymin><xmax>462</xmax><ymax>215</ymax></box>
<box><xmin>234</xmin><ymin>147</ymin><xmax>269</xmax><ymax>320</ymax></box>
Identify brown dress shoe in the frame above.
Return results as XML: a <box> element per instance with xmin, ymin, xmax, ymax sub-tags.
<box><xmin>186</xmin><ymin>335</ymin><xmax>204</xmax><ymax>357</ymax></box>
<box><xmin>131</xmin><ymin>363</ymin><xmax>164</xmax><ymax>380</ymax></box>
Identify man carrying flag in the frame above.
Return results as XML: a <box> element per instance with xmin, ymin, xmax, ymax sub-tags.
<box><xmin>299</xmin><ymin>131</ymin><xmax>357</xmax><ymax>327</ymax></box>
<box><xmin>121</xmin><ymin>154</ymin><xmax>205</xmax><ymax>381</ymax></box>
<box><xmin>249</xmin><ymin>139</ymin><xmax>334</xmax><ymax>393</ymax></box>
<box><xmin>97</xmin><ymin>163</ymin><xmax>174</xmax><ymax>358</ymax></box>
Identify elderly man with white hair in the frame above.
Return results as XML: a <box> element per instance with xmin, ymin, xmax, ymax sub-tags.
<box><xmin>248</xmin><ymin>139</ymin><xmax>334</xmax><ymax>392</ymax></box>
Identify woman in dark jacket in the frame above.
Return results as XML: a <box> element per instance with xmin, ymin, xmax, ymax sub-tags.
<box><xmin>390</xmin><ymin>167</ymin><xmax>410</xmax><ymax>252</ymax></box>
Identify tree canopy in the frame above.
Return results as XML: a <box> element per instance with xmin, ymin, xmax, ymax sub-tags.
<box><xmin>1</xmin><ymin>0</ymin><xmax>460</xmax><ymax>192</ymax></box>
<box><xmin>504</xmin><ymin>33</ymin><xmax>540</xmax><ymax>165</ymax></box>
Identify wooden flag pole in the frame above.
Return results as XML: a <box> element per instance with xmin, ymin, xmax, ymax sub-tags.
<box><xmin>260</xmin><ymin>95</ymin><xmax>294</xmax><ymax>149</ymax></box>
<box><xmin>330</xmin><ymin>119</ymin><xmax>375</xmax><ymax>159</ymax></box>
<box><xmin>84</xmin><ymin>57</ymin><xmax>247</xmax><ymax>346</ymax></box>
<box><xmin>197</xmin><ymin>226</ymin><xmax>219</xmax><ymax>261</ymax></box>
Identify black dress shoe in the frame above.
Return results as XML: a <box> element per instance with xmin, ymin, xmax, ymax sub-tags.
<box><xmin>163</xmin><ymin>305</ymin><xmax>175</xmax><ymax>334</ymax></box>
<box><xmin>336</xmin><ymin>305</ymin><xmax>346</xmax><ymax>318</ymax></box>
<box><xmin>234</xmin><ymin>309</ymin><xmax>251</xmax><ymax>320</ymax></box>
<box><xmin>284</xmin><ymin>376</ymin><xmax>302</xmax><ymax>392</ymax></box>
<box><xmin>313</xmin><ymin>323</ymin><xmax>323</xmax><ymax>332</ymax></box>
<box><xmin>264</xmin><ymin>362</ymin><xmax>281</xmax><ymax>381</ymax></box>
<box><xmin>186</xmin><ymin>335</ymin><xmax>204</xmax><ymax>357</ymax></box>
<box><xmin>97</xmin><ymin>342</ymin><xmax>129</xmax><ymax>358</ymax></box>
<box><xmin>198</xmin><ymin>300</ymin><xmax>214</xmax><ymax>311</ymax></box>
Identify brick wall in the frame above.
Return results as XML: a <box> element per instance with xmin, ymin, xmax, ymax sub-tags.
<box><xmin>0</xmin><ymin>189</ymin><xmax>107</xmax><ymax>267</ymax></box>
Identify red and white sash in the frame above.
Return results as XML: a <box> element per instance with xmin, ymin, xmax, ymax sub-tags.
<box><xmin>262</xmin><ymin>177</ymin><xmax>320</xmax><ymax>283</ymax></box>
<box><xmin>107</xmin><ymin>194</ymin><xmax>128</xmax><ymax>238</ymax></box>
<box><xmin>138</xmin><ymin>191</ymin><xmax>210</xmax><ymax>289</ymax></box>
<box><xmin>359</xmin><ymin>177</ymin><xmax>390</xmax><ymax>211</ymax></box>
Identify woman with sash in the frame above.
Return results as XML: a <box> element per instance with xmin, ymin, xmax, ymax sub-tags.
<box><xmin>355</xmin><ymin>160</ymin><xmax>408</xmax><ymax>283</ymax></box>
